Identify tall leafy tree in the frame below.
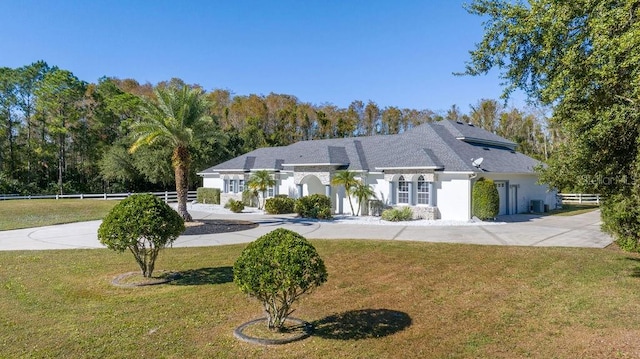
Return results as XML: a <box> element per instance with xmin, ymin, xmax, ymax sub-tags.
<box><xmin>0</xmin><ymin>68</ymin><xmax>18</xmax><ymax>177</ymax></box>
<box><xmin>35</xmin><ymin>68</ymin><xmax>87</xmax><ymax>194</ymax></box>
<box><xmin>463</xmin><ymin>0</ymin><xmax>640</xmax><ymax>249</ymax></box>
<box><xmin>130</xmin><ymin>84</ymin><xmax>216</xmax><ymax>221</ymax></box>
<box><xmin>16</xmin><ymin>61</ymin><xmax>51</xmax><ymax>185</ymax></box>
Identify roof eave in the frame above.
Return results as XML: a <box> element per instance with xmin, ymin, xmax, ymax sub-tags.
<box><xmin>375</xmin><ymin>166</ymin><xmax>444</xmax><ymax>171</ymax></box>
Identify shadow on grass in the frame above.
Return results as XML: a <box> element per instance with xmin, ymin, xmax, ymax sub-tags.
<box><xmin>167</xmin><ymin>266</ymin><xmax>234</xmax><ymax>285</ymax></box>
<box><xmin>311</xmin><ymin>309</ymin><xmax>411</xmax><ymax>340</ymax></box>
<box><xmin>625</xmin><ymin>257</ymin><xmax>640</xmax><ymax>278</ymax></box>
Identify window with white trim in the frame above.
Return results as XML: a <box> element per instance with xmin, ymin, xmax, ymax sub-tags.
<box><xmin>267</xmin><ymin>185</ymin><xmax>275</xmax><ymax>198</ymax></box>
<box><xmin>417</xmin><ymin>175</ymin><xmax>429</xmax><ymax>205</ymax></box>
<box><xmin>238</xmin><ymin>179</ymin><xmax>245</xmax><ymax>192</ymax></box>
<box><xmin>224</xmin><ymin>179</ymin><xmax>231</xmax><ymax>193</ymax></box>
<box><xmin>397</xmin><ymin>176</ymin><xmax>409</xmax><ymax>204</ymax></box>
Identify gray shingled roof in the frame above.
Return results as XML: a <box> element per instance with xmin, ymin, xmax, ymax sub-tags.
<box><xmin>198</xmin><ymin>120</ymin><xmax>541</xmax><ymax>175</ymax></box>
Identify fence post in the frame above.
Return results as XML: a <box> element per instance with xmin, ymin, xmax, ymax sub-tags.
<box><xmin>80</xmin><ymin>193</ymin><xmax>84</xmax><ymax>199</ymax></box>
<box><xmin>56</xmin><ymin>194</ymin><xmax>59</xmax><ymax>200</ymax></box>
<box><xmin>578</xmin><ymin>193</ymin><xmax>582</xmax><ymax>203</ymax></box>
<box><xmin>104</xmin><ymin>193</ymin><xmax>107</xmax><ymax>200</ymax></box>
<box><xmin>164</xmin><ymin>191</ymin><xmax>168</xmax><ymax>203</ymax></box>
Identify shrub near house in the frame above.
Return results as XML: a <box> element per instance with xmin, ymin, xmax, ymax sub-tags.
<box><xmin>264</xmin><ymin>197</ymin><xmax>295</xmax><ymax>214</ymax></box>
<box><xmin>472</xmin><ymin>178</ymin><xmax>499</xmax><ymax>220</ymax></box>
<box><xmin>294</xmin><ymin>194</ymin><xmax>332</xmax><ymax>219</ymax></box>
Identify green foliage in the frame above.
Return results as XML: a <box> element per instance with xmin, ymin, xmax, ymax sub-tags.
<box><xmin>233</xmin><ymin>228</ymin><xmax>327</xmax><ymax>330</ymax></box>
<box><xmin>225</xmin><ymin>199</ymin><xmax>244</xmax><ymax>213</ymax></box>
<box><xmin>247</xmin><ymin>170</ymin><xmax>276</xmax><ymax>210</ymax></box>
<box><xmin>331</xmin><ymin>170</ymin><xmax>359</xmax><ymax>215</ymax></box>
<box><xmin>381</xmin><ymin>206</ymin><xmax>413</xmax><ymax>222</ymax></box>
<box><xmin>472</xmin><ymin>178</ymin><xmax>499</xmax><ymax>220</ymax></box>
<box><xmin>294</xmin><ymin>194</ymin><xmax>333</xmax><ymax>219</ymax></box>
<box><xmin>352</xmin><ymin>182</ymin><xmax>377</xmax><ymax>216</ymax></box>
<box><xmin>97</xmin><ymin>193</ymin><xmax>184</xmax><ymax>277</ymax></box>
<box><xmin>601</xmin><ymin>194</ymin><xmax>640</xmax><ymax>252</ymax></box>
<box><xmin>130</xmin><ymin>84</ymin><xmax>220</xmax><ymax>221</ymax></box>
<box><xmin>464</xmin><ymin>0</ymin><xmax>640</xmax><ymax>250</ymax></box>
<box><xmin>242</xmin><ymin>189</ymin><xmax>258</xmax><ymax>207</ymax></box>
<box><xmin>196</xmin><ymin>187</ymin><xmax>220</xmax><ymax>205</ymax></box>
<box><xmin>264</xmin><ymin>196</ymin><xmax>295</xmax><ymax>214</ymax></box>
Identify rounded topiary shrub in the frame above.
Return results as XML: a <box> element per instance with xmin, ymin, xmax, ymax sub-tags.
<box><xmin>225</xmin><ymin>199</ymin><xmax>245</xmax><ymax>213</ymax></box>
<box><xmin>294</xmin><ymin>194</ymin><xmax>333</xmax><ymax>219</ymax></box>
<box><xmin>233</xmin><ymin>228</ymin><xmax>328</xmax><ymax>330</ymax></box>
<box><xmin>472</xmin><ymin>177</ymin><xmax>499</xmax><ymax>220</ymax></box>
<box><xmin>264</xmin><ymin>196</ymin><xmax>295</xmax><ymax>214</ymax></box>
<box><xmin>98</xmin><ymin>193</ymin><xmax>185</xmax><ymax>278</ymax></box>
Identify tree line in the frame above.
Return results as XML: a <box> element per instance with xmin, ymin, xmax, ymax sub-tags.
<box><xmin>0</xmin><ymin>60</ymin><xmax>554</xmax><ymax>195</ymax></box>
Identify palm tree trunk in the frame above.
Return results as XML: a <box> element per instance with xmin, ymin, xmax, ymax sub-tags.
<box><xmin>173</xmin><ymin>146</ymin><xmax>193</xmax><ymax>222</ymax></box>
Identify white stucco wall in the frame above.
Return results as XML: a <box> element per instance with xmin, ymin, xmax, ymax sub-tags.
<box><xmin>481</xmin><ymin>173</ymin><xmax>557</xmax><ymax>214</ymax></box>
<box><xmin>202</xmin><ymin>176</ymin><xmax>222</xmax><ymax>190</ymax></box>
<box><xmin>436</xmin><ymin>173</ymin><xmax>472</xmax><ymax>221</ymax></box>
<box><xmin>278</xmin><ymin>172</ymin><xmax>298</xmax><ymax>198</ymax></box>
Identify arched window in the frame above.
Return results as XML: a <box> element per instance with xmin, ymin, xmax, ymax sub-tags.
<box><xmin>417</xmin><ymin>175</ymin><xmax>429</xmax><ymax>205</ymax></box>
<box><xmin>397</xmin><ymin>176</ymin><xmax>409</xmax><ymax>204</ymax></box>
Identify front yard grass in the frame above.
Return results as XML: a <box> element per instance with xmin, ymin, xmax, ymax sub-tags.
<box><xmin>1</xmin><ymin>240</ymin><xmax>640</xmax><ymax>358</ymax></box>
<box><xmin>0</xmin><ymin>199</ymin><xmax>118</xmax><ymax>231</ymax></box>
<box><xmin>550</xmin><ymin>203</ymin><xmax>599</xmax><ymax>216</ymax></box>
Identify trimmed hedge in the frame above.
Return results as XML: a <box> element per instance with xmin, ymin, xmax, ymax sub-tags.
<box><xmin>381</xmin><ymin>206</ymin><xmax>413</xmax><ymax>222</ymax></box>
<box><xmin>197</xmin><ymin>187</ymin><xmax>220</xmax><ymax>205</ymax></box>
<box><xmin>225</xmin><ymin>199</ymin><xmax>245</xmax><ymax>213</ymax></box>
<box><xmin>265</xmin><ymin>196</ymin><xmax>295</xmax><ymax>214</ymax></box>
<box><xmin>472</xmin><ymin>177</ymin><xmax>499</xmax><ymax>220</ymax></box>
<box><xmin>295</xmin><ymin>194</ymin><xmax>333</xmax><ymax>219</ymax></box>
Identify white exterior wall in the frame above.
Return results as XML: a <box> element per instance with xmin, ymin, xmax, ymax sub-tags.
<box><xmin>278</xmin><ymin>172</ymin><xmax>298</xmax><ymax>197</ymax></box>
<box><xmin>481</xmin><ymin>173</ymin><xmax>557</xmax><ymax>213</ymax></box>
<box><xmin>367</xmin><ymin>173</ymin><xmax>390</xmax><ymax>205</ymax></box>
<box><xmin>202</xmin><ymin>176</ymin><xmax>223</xmax><ymax>190</ymax></box>
<box><xmin>437</xmin><ymin>173</ymin><xmax>472</xmax><ymax>221</ymax></box>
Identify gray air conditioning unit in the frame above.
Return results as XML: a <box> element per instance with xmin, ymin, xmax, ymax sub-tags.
<box><xmin>530</xmin><ymin>200</ymin><xmax>544</xmax><ymax>213</ymax></box>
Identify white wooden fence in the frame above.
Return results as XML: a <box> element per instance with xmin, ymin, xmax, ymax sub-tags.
<box><xmin>558</xmin><ymin>193</ymin><xmax>601</xmax><ymax>205</ymax></box>
<box><xmin>0</xmin><ymin>191</ymin><xmax>197</xmax><ymax>203</ymax></box>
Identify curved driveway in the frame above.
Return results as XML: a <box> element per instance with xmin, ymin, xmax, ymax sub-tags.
<box><xmin>0</xmin><ymin>209</ymin><xmax>612</xmax><ymax>251</ymax></box>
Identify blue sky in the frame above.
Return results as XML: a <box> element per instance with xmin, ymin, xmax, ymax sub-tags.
<box><xmin>0</xmin><ymin>1</ymin><xmax>524</xmax><ymax>113</ymax></box>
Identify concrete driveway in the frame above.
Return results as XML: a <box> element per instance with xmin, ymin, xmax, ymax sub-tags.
<box><xmin>0</xmin><ymin>209</ymin><xmax>613</xmax><ymax>251</ymax></box>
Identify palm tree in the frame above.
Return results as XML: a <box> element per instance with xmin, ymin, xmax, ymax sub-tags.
<box><xmin>247</xmin><ymin>170</ymin><xmax>276</xmax><ymax>210</ymax></box>
<box><xmin>353</xmin><ymin>182</ymin><xmax>377</xmax><ymax>216</ymax></box>
<box><xmin>331</xmin><ymin>170</ymin><xmax>359</xmax><ymax>215</ymax></box>
<box><xmin>130</xmin><ymin>85</ymin><xmax>216</xmax><ymax>221</ymax></box>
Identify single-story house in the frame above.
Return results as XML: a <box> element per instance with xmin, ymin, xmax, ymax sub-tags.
<box><xmin>198</xmin><ymin>120</ymin><xmax>557</xmax><ymax>220</ymax></box>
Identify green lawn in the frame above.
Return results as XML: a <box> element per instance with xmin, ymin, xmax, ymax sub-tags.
<box><xmin>550</xmin><ymin>203</ymin><xmax>600</xmax><ymax>216</ymax></box>
<box><xmin>0</xmin><ymin>199</ymin><xmax>118</xmax><ymax>230</ymax></box>
<box><xmin>1</xmin><ymin>241</ymin><xmax>639</xmax><ymax>358</ymax></box>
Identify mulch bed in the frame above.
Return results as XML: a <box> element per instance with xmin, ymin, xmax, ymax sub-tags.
<box><xmin>183</xmin><ymin>219</ymin><xmax>258</xmax><ymax>235</ymax></box>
